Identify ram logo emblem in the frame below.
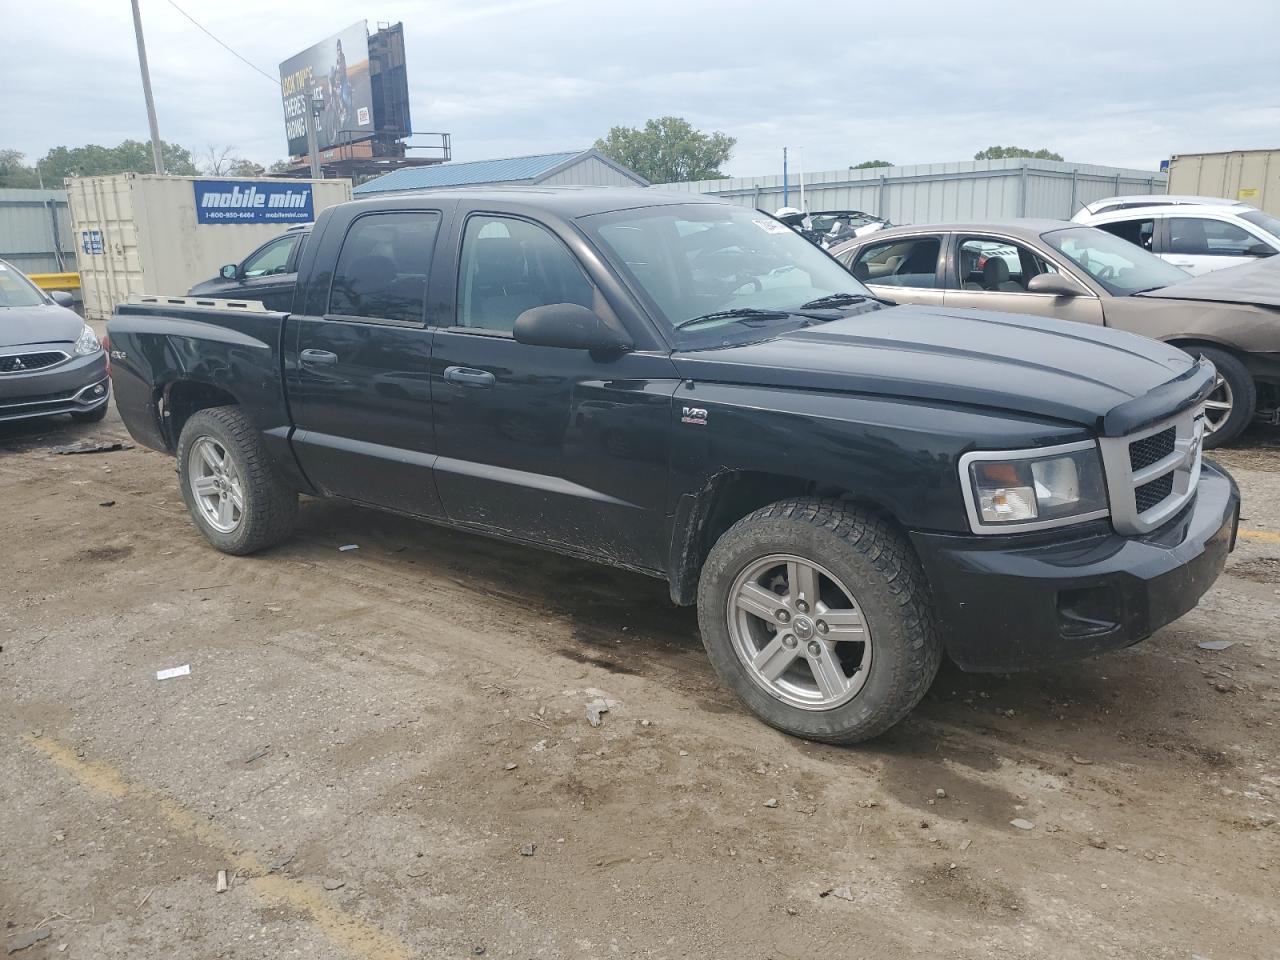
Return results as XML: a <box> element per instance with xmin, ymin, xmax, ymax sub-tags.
<box><xmin>681</xmin><ymin>406</ymin><xmax>708</xmax><ymax>426</ymax></box>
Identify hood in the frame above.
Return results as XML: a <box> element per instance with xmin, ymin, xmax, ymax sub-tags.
<box><xmin>1135</xmin><ymin>255</ymin><xmax>1280</xmax><ymax>308</ymax></box>
<box><xmin>671</xmin><ymin>304</ymin><xmax>1206</xmax><ymax>436</ymax></box>
<box><xmin>187</xmin><ymin>276</ymin><xmax>233</xmax><ymax>296</ymax></box>
<box><xmin>0</xmin><ymin>303</ymin><xmax>85</xmax><ymax>347</ymax></box>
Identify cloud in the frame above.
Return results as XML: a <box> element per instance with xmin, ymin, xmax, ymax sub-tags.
<box><xmin>2</xmin><ymin>0</ymin><xmax>1277</xmax><ymax>177</ymax></box>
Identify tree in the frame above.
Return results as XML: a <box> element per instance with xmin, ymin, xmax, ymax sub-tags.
<box><xmin>268</xmin><ymin>159</ymin><xmax>295</xmax><ymax>175</ymax></box>
<box><xmin>594</xmin><ymin>116</ymin><xmax>735</xmax><ymax>183</ymax></box>
<box><xmin>39</xmin><ymin>139</ymin><xmax>198</xmax><ymax>182</ymax></box>
<box><xmin>973</xmin><ymin>146</ymin><xmax>1063</xmax><ymax>161</ymax></box>
<box><xmin>0</xmin><ymin>149</ymin><xmax>41</xmax><ymax>188</ymax></box>
<box><xmin>200</xmin><ymin>145</ymin><xmax>265</xmax><ymax>177</ymax></box>
<box><xmin>851</xmin><ymin>160</ymin><xmax>893</xmax><ymax>169</ymax></box>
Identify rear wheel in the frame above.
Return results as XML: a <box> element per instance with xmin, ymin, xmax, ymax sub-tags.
<box><xmin>697</xmin><ymin>498</ymin><xmax>942</xmax><ymax>744</ymax></box>
<box><xmin>177</xmin><ymin>406</ymin><xmax>298</xmax><ymax>554</ymax></box>
<box><xmin>1194</xmin><ymin>346</ymin><xmax>1255</xmax><ymax>448</ymax></box>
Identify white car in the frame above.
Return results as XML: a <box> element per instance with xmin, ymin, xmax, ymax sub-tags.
<box><xmin>1075</xmin><ymin>201</ymin><xmax>1280</xmax><ymax>277</ymax></box>
<box><xmin>1072</xmin><ymin>194</ymin><xmax>1252</xmax><ymax>220</ymax></box>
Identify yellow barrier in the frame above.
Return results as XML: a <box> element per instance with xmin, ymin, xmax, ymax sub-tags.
<box><xmin>28</xmin><ymin>272</ymin><xmax>81</xmax><ymax>291</ymax></box>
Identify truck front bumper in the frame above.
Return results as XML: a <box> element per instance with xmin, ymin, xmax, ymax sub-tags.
<box><xmin>910</xmin><ymin>461</ymin><xmax>1240</xmax><ymax>673</ymax></box>
<box><xmin>0</xmin><ymin>349</ymin><xmax>110</xmax><ymax>423</ymax></box>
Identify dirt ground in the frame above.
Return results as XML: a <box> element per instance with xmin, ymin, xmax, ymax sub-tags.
<box><xmin>2</xmin><ymin>393</ymin><xmax>1278</xmax><ymax>960</ymax></box>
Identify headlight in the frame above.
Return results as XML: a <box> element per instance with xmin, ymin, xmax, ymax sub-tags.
<box><xmin>74</xmin><ymin>324</ymin><xmax>101</xmax><ymax>356</ymax></box>
<box><xmin>960</xmin><ymin>442</ymin><xmax>1109</xmax><ymax>534</ymax></box>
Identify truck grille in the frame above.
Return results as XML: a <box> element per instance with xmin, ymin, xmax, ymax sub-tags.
<box><xmin>1128</xmin><ymin>427</ymin><xmax>1175</xmax><ymax>472</ymax></box>
<box><xmin>0</xmin><ymin>351</ymin><xmax>68</xmax><ymax>373</ymax></box>
<box><xmin>1099</xmin><ymin>405</ymin><xmax>1205</xmax><ymax>535</ymax></box>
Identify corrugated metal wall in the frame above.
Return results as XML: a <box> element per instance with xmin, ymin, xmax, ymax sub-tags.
<box><xmin>0</xmin><ymin>188</ymin><xmax>76</xmax><ymax>274</ymax></box>
<box><xmin>654</xmin><ymin>158</ymin><xmax>1167</xmax><ymax>223</ymax></box>
<box><xmin>538</xmin><ymin>156</ymin><xmax>646</xmax><ymax>187</ymax></box>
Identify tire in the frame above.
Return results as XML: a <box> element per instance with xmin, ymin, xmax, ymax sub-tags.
<box><xmin>697</xmin><ymin>498</ymin><xmax>942</xmax><ymax>744</ymax></box>
<box><xmin>176</xmin><ymin>406</ymin><xmax>298</xmax><ymax>555</ymax></box>
<box><xmin>1194</xmin><ymin>346</ymin><xmax>1255</xmax><ymax>449</ymax></box>
<box><xmin>70</xmin><ymin>404</ymin><xmax>108</xmax><ymax>423</ymax></box>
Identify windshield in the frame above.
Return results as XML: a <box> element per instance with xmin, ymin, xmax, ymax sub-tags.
<box><xmin>0</xmin><ymin>261</ymin><xmax>47</xmax><ymax>308</ymax></box>
<box><xmin>1041</xmin><ymin>226</ymin><xmax>1190</xmax><ymax>296</ymax></box>
<box><xmin>580</xmin><ymin>203</ymin><xmax>872</xmax><ymax>339</ymax></box>
<box><xmin>1241</xmin><ymin>209</ymin><xmax>1280</xmax><ymax>240</ymax></box>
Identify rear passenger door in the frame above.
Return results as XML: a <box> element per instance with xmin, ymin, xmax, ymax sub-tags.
<box><xmin>841</xmin><ymin>234</ymin><xmax>946</xmax><ymax>305</ymax></box>
<box><xmin>286</xmin><ymin>207</ymin><xmax>448</xmax><ymax>516</ymax></box>
<box><xmin>428</xmin><ymin>210</ymin><xmax>679</xmax><ymax>570</ymax></box>
<box><xmin>942</xmin><ymin>235</ymin><xmax>1104</xmax><ymax>324</ymax></box>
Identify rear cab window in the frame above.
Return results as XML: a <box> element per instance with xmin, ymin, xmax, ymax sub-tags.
<box><xmin>327</xmin><ymin>211</ymin><xmax>441</xmax><ymax>324</ymax></box>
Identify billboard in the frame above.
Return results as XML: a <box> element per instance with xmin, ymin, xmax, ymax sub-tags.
<box><xmin>279</xmin><ymin>22</ymin><xmax>374</xmax><ymax>158</ymax></box>
<box><xmin>193</xmin><ymin>180</ymin><xmax>315</xmax><ymax>224</ymax></box>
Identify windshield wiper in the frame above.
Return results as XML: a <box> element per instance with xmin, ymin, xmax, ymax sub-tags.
<box><xmin>800</xmin><ymin>291</ymin><xmax>895</xmax><ymax>309</ymax></box>
<box><xmin>1129</xmin><ymin>285</ymin><xmax>1169</xmax><ymax>295</ymax></box>
<box><xmin>673</xmin><ymin>307</ymin><xmax>792</xmax><ymax>331</ymax></box>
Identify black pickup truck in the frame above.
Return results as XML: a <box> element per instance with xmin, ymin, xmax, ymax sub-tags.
<box><xmin>107</xmin><ymin>188</ymin><xmax>1240</xmax><ymax>743</ymax></box>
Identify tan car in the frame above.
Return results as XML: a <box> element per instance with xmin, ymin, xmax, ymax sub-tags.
<box><xmin>831</xmin><ymin>221</ymin><xmax>1280</xmax><ymax>446</ymax></box>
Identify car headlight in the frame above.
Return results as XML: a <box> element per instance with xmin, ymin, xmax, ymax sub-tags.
<box><xmin>960</xmin><ymin>442</ymin><xmax>1109</xmax><ymax>534</ymax></box>
<box><xmin>74</xmin><ymin>324</ymin><xmax>101</xmax><ymax>356</ymax></box>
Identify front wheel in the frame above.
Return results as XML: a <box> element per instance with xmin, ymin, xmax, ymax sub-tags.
<box><xmin>1195</xmin><ymin>346</ymin><xmax>1255</xmax><ymax>449</ymax></box>
<box><xmin>697</xmin><ymin>498</ymin><xmax>942</xmax><ymax>744</ymax></box>
<box><xmin>177</xmin><ymin>406</ymin><xmax>298</xmax><ymax>555</ymax></box>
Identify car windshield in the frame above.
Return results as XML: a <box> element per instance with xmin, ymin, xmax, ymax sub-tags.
<box><xmin>1241</xmin><ymin>209</ymin><xmax>1280</xmax><ymax>239</ymax></box>
<box><xmin>579</xmin><ymin>203</ymin><xmax>872</xmax><ymax>340</ymax></box>
<box><xmin>1041</xmin><ymin>226</ymin><xmax>1190</xmax><ymax>296</ymax></box>
<box><xmin>0</xmin><ymin>262</ymin><xmax>47</xmax><ymax>308</ymax></box>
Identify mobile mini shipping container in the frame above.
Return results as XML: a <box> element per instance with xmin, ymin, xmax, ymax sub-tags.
<box><xmin>66</xmin><ymin>173</ymin><xmax>352</xmax><ymax>320</ymax></box>
<box><xmin>1167</xmin><ymin>149</ymin><xmax>1280</xmax><ymax>217</ymax></box>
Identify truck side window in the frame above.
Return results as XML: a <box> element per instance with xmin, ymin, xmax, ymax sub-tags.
<box><xmin>328</xmin><ymin>211</ymin><xmax>441</xmax><ymax>324</ymax></box>
<box><xmin>851</xmin><ymin>236</ymin><xmax>941</xmax><ymax>288</ymax></box>
<box><xmin>456</xmin><ymin>215</ymin><xmax>595</xmax><ymax>333</ymax></box>
<box><xmin>243</xmin><ymin>235</ymin><xmax>298</xmax><ymax>278</ymax></box>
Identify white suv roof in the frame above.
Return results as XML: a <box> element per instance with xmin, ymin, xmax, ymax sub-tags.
<box><xmin>1072</xmin><ymin>194</ymin><xmax>1251</xmax><ymax>222</ymax></box>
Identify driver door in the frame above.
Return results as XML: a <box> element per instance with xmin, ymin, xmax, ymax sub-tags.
<box><xmin>942</xmin><ymin>235</ymin><xmax>1103</xmax><ymax>325</ymax></box>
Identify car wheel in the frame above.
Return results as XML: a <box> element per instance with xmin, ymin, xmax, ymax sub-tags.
<box><xmin>697</xmin><ymin>498</ymin><xmax>942</xmax><ymax>744</ymax></box>
<box><xmin>70</xmin><ymin>404</ymin><xmax>108</xmax><ymax>423</ymax></box>
<box><xmin>1195</xmin><ymin>346</ymin><xmax>1255</xmax><ymax>448</ymax></box>
<box><xmin>177</xmin><ymin>406</ymin><xmax>298</xmax><ymax>555</ymax></box>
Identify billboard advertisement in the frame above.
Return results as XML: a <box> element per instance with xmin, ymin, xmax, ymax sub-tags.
<box><xmin>279</xmin><ymin>22</ymin><xmax>374</xmax><ymax>158</ymax></box>
<box><xmin>193</xmin><ymin>180</ymin><xmax>315</xmax><ymax>225</ymax></box>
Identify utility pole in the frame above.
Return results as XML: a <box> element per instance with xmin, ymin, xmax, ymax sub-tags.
<box><xmin>304</xmin><ymin>89</ymin><xmax>324</xmax><ymax>180</ymax></box>
<box><xmin>130</xmin><ymin>0</ymin><xmax>165</xmax><ymax>174</ymax></box>
<box><xmin>782</xmin><ymin>147</ymin><xmax>789</xmax><ymax>209</ymax></box>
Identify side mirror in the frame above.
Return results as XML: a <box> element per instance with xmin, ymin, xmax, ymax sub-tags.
<box><xmin>513</xmin><ymin>303</ymin><xmax>633</xmax><ymax>354</ymax></box>
<box><xmin>220</xmin><ymin>263</ymin><xmax>239</xmax><ymax>280</ymax></box>
<box><xmin>49</xmin><ymin>290</ymin><xmax>75</xmax><ymax>308</ymax></box>
<box><xmin>1246</xmin><ymin>242</ymin><xmax>1276</xmax><ymax>258</ymax></box>
<box><xmin>1027</xmin><ymin>273</ymin><xmax>1086</xmax><ymax>297</ymax></box>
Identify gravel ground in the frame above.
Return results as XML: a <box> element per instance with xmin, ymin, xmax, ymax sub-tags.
<box><xmin>2</xmin><ymin>395</ymin><xmax>1277</xmax><ymax>960</ymax></box>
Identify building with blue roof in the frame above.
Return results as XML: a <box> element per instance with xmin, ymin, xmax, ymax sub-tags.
<box><xmin>353</xmin><ymin>149</ymin><xmax>648</xmax><ymax>195</ymax></box>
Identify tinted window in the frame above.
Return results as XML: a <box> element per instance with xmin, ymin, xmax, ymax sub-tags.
<box><xmin>956</xmin><ymin>237</ymin><xmax>1056</xmax><ymax>292</ymax></box>
<box><xmin>1042</xmin><ymin>226</ymin><xmax>1190</xmax><ymax>296</ymax></box>
<box><xmin>851</xmin><ymin>236</ymin><xmax>940</xmax><ymax>288</ymax></box>
<box><xmin>1241</xmin><ymin>209</ymin><xmax>1280</xmax><ymax>242</ymax></box>
<box><xmin>243</xmin><ymin>234</ymin><xmax>297</xmax><ymax>278</ymax></box>
<box><xmin>328</xmin><ymin>212</ymin><xmax>440</xmax><ymax>323</ymax></box>
<box><xmin>1097</xmin><ymin>217</ymin><xmax>1155</xmax><ymax>251</ymax></box>
<box><xmin>1168</xmin><ymin>216</ymin><xmax>1257</xmax><ymax>256</ymax></box>
<box><xmin>456</xmin><ymin>215</ymin><xmax>596</xmax><ymax>333</ymax></box>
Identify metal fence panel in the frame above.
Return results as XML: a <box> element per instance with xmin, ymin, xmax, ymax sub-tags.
<box><xmin>0</xmin><ymin>188</ymin><xmax>76</xmax><ymax>275</ymax></box>
<box><xmin>654</xmin><ymin>158</ymin><xmax>1166</xmax><ymax>224</ymax></box>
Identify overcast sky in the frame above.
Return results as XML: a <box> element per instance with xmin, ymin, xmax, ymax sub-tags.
<box><xmin>4</xmin><ymin>0</ymin><xmax>1278</xmax><ymax>178</ymax></box>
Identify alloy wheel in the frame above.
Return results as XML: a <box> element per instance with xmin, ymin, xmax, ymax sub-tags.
<box><xmin>188</xmin><ymin>437</ymin><xmax>244</xmax><ymax>534</ymax></box>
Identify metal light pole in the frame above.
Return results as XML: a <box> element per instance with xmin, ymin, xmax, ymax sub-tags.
<box><xmin>304</xmin><ymin>90</ymin><xmax>325</xmax><ymax>180</ymax></box>
<box><xmin>130</xmin><ymin>0</ymin><xmax>165</xmax><ymax>174</ymax></box>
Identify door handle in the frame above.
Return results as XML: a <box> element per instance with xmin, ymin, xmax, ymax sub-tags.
<box><xmin>300</xmin><ymin>349</ymin><xmax>338</xmax><ymax>365</ymax></box>
<box><xmin>443</xmin><ymin>365</ymin><xmax>496</xmax><ymax>388</ymax></box>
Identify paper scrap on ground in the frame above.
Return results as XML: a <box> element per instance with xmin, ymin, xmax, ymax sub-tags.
<box><xmin>156</xmin><ymin>664</ymin><xmax>191</xmax><ymax>681</ymax></box>
<box><xmin>339</xmin><ymin>544</ymin><xmax>359</xmax><ymax>552</ymax></box>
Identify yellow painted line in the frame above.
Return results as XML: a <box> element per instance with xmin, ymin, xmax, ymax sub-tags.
<box><xmin>29</xmin><ymin>734</ymin><xmax>411</xmax><ymax>960</ymax></box>
<box><xmin>1239</xmin><ymin>528</ymin><xmax>1280</xmax><ymax>544</ymax></box>
<box><xmin>27</xmin><ymin>271</ymin><xmax>80</xmax><ymax>291</ymax></box>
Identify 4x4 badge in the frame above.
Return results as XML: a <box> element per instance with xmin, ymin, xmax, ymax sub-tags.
<box><xmin>681</xmin><ymin>406</ymin><xmax>708</xmax><ymax>426</ymax></box>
